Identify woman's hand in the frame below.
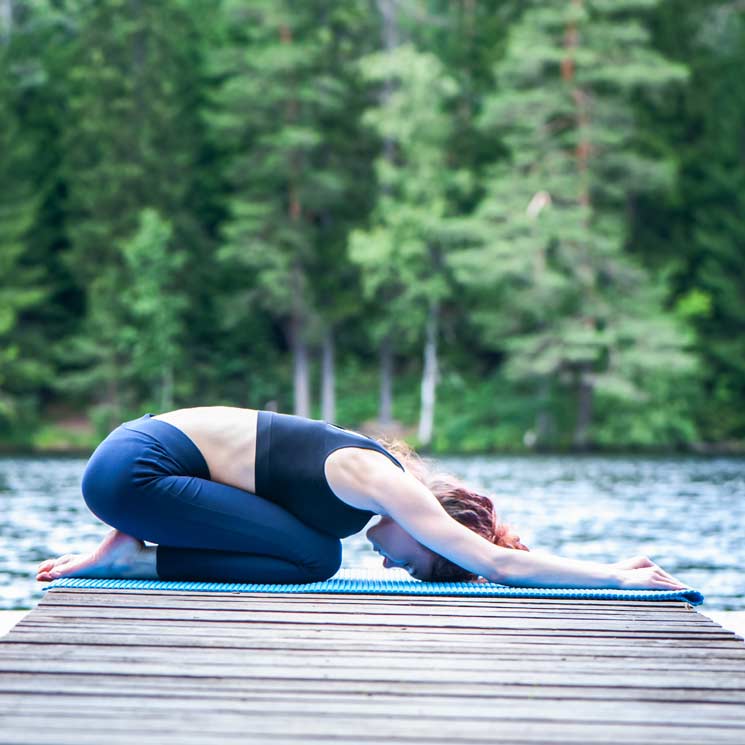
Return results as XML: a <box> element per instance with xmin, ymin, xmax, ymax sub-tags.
<box><xmin>610</xmin><ymin>555</ymin><xmax>688</xmax><ymax>591</ymax></box>
<box><xmin>610</xmin><ymin>555</ymin><xmax>656</xmax><ymax>571</ymax></box>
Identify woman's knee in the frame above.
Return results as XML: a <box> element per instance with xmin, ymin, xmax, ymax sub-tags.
<box><xmin>81</xmin><ymin>452</ymin><xmax>115</xmax><ymax>520</ymax></box>
<box><xmin>81</xmin><ymin>434</ymin><xmax>141</xmax><ymax>524</ymax></box>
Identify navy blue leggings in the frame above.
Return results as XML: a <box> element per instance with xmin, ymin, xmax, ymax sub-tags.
<box><xmin>80</xmin><ymin>414</ymin><xmax>343</xmax><ymax>583</ymax></box>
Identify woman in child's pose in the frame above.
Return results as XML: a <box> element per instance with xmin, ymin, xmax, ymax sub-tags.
<box><xmin>36</xmin><ymin>407</ymin><xmax>687</xmax><ymax>591</ymax></box>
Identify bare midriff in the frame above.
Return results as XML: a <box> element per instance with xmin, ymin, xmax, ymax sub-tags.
<box><xmin>150</xmin><ymin>406</ymin><xmax>385</xmax><ymax>513</ymax></box>
<box><xmin>152</xmin><ymin>406</ymin><xmax>260</xmax><ymax>494</ymax></box>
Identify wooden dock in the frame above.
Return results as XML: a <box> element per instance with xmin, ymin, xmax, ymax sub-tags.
<box><xmin>1</xmin><ymin>587</ymin><xmax>744</xmax><ymax>744</ymax></box>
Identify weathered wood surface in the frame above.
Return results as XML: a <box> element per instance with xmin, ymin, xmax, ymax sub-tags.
<box><xmin>0</xmin><ymin>588</ymin><xmax>744</xmax><ymax>744</ymax></box>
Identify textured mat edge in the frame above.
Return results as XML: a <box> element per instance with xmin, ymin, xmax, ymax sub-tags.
<box><xmin>42</xmin><ymin>568</ymin><xmax>704</xmax><ymax>605</ymax></box>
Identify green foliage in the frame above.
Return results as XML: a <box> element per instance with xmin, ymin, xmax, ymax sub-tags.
<box><xmin>592</xmin><ymin>369</ymin><xmax>700</xmax><ymax>449</ymax></box>
<box><xmin>210</xmin><ymin>0</ymin><xmax>376</xmax><ymax>341</ymax></box>
<box><xmin>119</xmin><ymin>208</ymin><xmax>186</xmax><ymax>411</ymax></box>
<box><xmin>430</xmin><ymin>371</ymin><xmax>536</xmax><ymax>454</ymax></box>
<box><xmin>632</xmin><ymin>0</ymin><xmax>745</xmax><ymax>442</ymax></box>
<box><xmin>49</xmin><ymin>0</ymin><xmax>212</xmax><ymax>427</ymax></box>
<box><xmin>1</xmin><ymin>0</ymin><xmax>743</xmax><ymax>452</ymax></box>
<box><xmin>0</xmin><ymin>4</ymin><xmax>53</xmax><ymax>429</ymax></box>
<box><xmin>448</xmin><ymin>0</ymin><xmax>694</xmax><ymax>447</ymax></box>
<box><xmin>349</xmin><ymin>42</ymin><xmax>462</xmax><ymax>347</ymax></box>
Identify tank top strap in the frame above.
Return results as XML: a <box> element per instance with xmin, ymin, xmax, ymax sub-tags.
<box><xmin>325</xmin><ymin>422</ymin><xmax>405</xmax><ymax>473</ymax></box>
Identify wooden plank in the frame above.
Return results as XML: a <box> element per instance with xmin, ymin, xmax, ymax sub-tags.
<box><xmin>33</xmin><ymin>601</ymin><xmax>706</xmax><ymax>624</ymax></box>
<box><xmin>2</xmin><ymin>671</ymin><xmax>744</xmax><ymax>704</ymax></box>
<box><xmin>6</xmin><ymin>635</ymin><xmax>745</xmax><ymax>659</ymax></box>
<box><xmin>13</xmin><ymin>618</ymin><xmax>737</xmax><ymax>644</ymax></box>
<box><xmin>0</xmin><ymin>672</ymin><xmax>744</xmax><ymax>705</ymax></box>
<box><xmin>40</xmin><ymin>588</ymin><xmax>699</xmax><ymax>613</ymax></box>
<box><xmin>20</xmin><ymin>598</ymin><xmax>730</xmax><ymax>629</ymax></box>
<box><xmin>2</xmin><ymin>642</ymin><xmax>745</xmax><ymax>672</ymax></box>
<box><xmin>21</xmin><ymin>608</ymin><xmax>728</xmax><ymax>635</ymax></box>
<box><xmin>32</xmin><ymin>603</ymin><xmax>709</xmax><ymax>624</ymax></box>
<box><xmin>40</xmin><ymin>587</ymin><xmax>698</xmax><ymax>610</ymax></box>
<box><xmin>2</xmin><ymin>658</ymin><xmax>745</xmax><ymax>688</ymax></box>
<box><xmin>12</xmin><ymin>619</ymin><xmax>744</xmax><ymax>647</ymax></box>
<box><xmin>2</xmin><ymin>711</ymin><xmax>745</xmax><ymax>744</ymax></box>
<box><xmin>1</xmin><ymin>692</ymin><xmax>745</xmax><ymax>726</ymax></box>
<box><xmin>14</xmin><ymin>617</ymin><xmax>743</xmax><ymax>642</ymax></box>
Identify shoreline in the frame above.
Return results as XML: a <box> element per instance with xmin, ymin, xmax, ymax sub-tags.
<box><xmin>2</xmin><ymin>608</ymin><xmax>745</xmax><ymax>639</ymax></box>
<box><xmin>2</xmin><ymin>437</ymin><xmax>745</xmax><ymax>458</ymax></box>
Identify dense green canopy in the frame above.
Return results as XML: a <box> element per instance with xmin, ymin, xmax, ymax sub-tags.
<box><xmin>1</xmin><ymin>0</ymin><xmax>743</xmax><ymax>453</ymax></box>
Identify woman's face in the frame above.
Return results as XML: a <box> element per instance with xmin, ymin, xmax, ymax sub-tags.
<box><xmin>365</xmin><ymin>516</ymin><xmax>436</xmax><ymax>580</ymax></box>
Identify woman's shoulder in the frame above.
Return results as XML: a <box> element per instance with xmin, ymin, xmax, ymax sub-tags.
<box><xmin>324</xmin><ymin>446</ymin><xmax>398</xmax><ymax>513</ymax></box>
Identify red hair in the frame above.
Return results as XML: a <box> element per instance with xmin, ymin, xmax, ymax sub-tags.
<box><xmin>375</xmin><ymin>435</ymin><xmax>529</xmax><ymax>582</ymax></box>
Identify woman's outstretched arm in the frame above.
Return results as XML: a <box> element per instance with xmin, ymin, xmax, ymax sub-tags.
<box><xmin>367</xmin><ymin>458</ymin><xmax>687</xmax><ymax>590</ymax></box>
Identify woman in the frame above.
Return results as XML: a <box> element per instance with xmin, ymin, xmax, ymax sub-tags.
<box><xmin>36</xmin><ymin>406</ymin><xmax>687</xmax><ymax>591</ymax></box>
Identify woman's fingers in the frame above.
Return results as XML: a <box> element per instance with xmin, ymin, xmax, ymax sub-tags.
<box><xmin>655</xmin><ymin>567</ymin><xmax>686</xmax><ymax>585</ymax></box>
<box><xmin>642</xmin><ymin>560</ymin><xmax>684</xmax><ymax>585</ymax></box>
<box><xmin>616</xmin><ymin>557</ymin><xmax>687</xmax><ymax>588</ymax></box>
<box><xmin>614</xmin><ymin>555</ymin><xmax>657</xmax><ymax>571</ymax></box>
<box><xmin>618</xmin><ymin>566</ymin><xmax>688</xmax><ymax>590</ymax></box>
<box><xmin>651</xmin><ymin>569</ymin><xmax>686</xmax><ymax>589</ymax></box>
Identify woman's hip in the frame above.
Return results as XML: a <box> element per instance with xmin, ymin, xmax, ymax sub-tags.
<box><xmin>81</xmin><ymin>413</ymin><xmax>210</xmax><ymax>516</ymax></box>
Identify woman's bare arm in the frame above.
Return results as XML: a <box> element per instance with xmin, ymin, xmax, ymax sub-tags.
<box><xmin>367</xmin><ymin>459</ymin><xmax>687</xmax><ymax>590</ymax></box>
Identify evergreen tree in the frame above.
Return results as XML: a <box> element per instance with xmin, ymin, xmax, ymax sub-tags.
<box><xmin>1</xmin><ymin>0</ymin><xmax>742</xmax><ymax>450</ymax></box>
<box><xmin>119</xmin><ymin>208</ymin><xmax>186</xmax><ymax>411</ymax></box>
<box><xmin>210</xmin><ymin>0</ymin><xmax>376</xmax><ymax>417</ymax></box>
<box><xmin>634</xmin><ymin>0</ymin><xmax>745</xmax><ymax>442</ymax></box>
<box><xmin>58</xmin><ymin>0</ymin><xmax>209</xmax><ymax>428</ymax></box>
<box><xmin>0</xmin><ymin>0</ymin><xmax>52</xmax><ymax>430</ymax></box>
<box><xmin>349</xmin><ymin>41</ymin><xmax>466</xmax><ymax>447</ymax></box>
<box><xmin>449</xmin><ymin>0</ymin><xmax>693</xmax><ymax>447</ymax></box>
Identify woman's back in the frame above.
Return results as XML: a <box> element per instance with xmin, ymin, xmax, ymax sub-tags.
<box><xmin>153</xmin><ymin>406</ymin><xmax>260</xmax><ymax>493</ymax></box>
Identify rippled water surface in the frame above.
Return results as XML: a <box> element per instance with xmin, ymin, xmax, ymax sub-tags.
<box><xmin>1</xmin><ymin>454</ymin><xmax>743</xmax><ymax>610</ymax></box>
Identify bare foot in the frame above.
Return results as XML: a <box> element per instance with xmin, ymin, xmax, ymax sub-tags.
<box><xmin>36</xmin><ymin>529</ymin><xmax>146</xmax><ymax>582</ymax></box>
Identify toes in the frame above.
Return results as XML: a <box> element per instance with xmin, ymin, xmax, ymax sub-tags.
<box><xmin>37</xmin><ymin>554</ymin><xmax>75</xmax><ymax>572</ymax></box>
<box><xmin>49</xmin><ymin>554</ymin><xmax>98</xmax><ymax>579</ymax></box>
<box><xmin>36</xmin><ymin>555</ymin><xmax>82</xmax><ymax>580</ymax></box>
<box><xmin>47</xmin><ymin>565</ymin><xmax>73</xmax><ymax>579</ymax></box>
<box><xmin>48</xmin><ymin>564</ymin><xmax>72</xmax><ymax>578</ymax></box>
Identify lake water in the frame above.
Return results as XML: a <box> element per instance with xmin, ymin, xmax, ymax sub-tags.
<box><xmin>1</xmin><ymin>454</ymin><xmax>743</xmax><ymax>611</ymax></box>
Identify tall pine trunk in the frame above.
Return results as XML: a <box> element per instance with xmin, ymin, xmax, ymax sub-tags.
<box><xmin>573</xmin><ymin>365</ymin><xmax>594</xmax><ymax>450</ymax></box>
<box><xmin>535</xmin><ymin>378</ymin><xmax>553</xmax><ymax>447</ymax></box>
<box><xmin>375</xmin><ymin>0</ymin><xmax>399</xmax><ymax>428</ymax></box>
<box><xmin>280</xmin><ymin>22</ymin><xmax>311</xmax><ymax>417</ymax></box>
<box><xmin>379</xmin><ymin>331</ymin><xmax>394</xmax><ymax>427</ymax></box>
<box><xmin>160</xmin><ymin>363</ymin><xmax>174</xmax><ymax>412</ymax></box>
<box><xmin>289</xmin><ymin>307</ymin><xmax>311</xmax><ymax>418</ymax></box>
<box><xmin>418</xmin><ymin>298</ymin><xmax>439</xmax><ymax>447</ymax></box>
<box><xmin>320</xmin><ymin>326</ymin><xmax>335</xmax><ymax>422</ymax></box>
<box><xmin>288</xmin><ymin>266</ymin><xmax>311</xmax><ymax>418</ymax></box>
<box><xmin>564</xmin><ymin>0</ymin><xmax>595</xmax><ymax>447</ymax></box>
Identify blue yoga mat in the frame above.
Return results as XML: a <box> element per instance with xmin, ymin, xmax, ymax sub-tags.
<box><xmin>43</xmin><ymin>567</ymin><xmax>704</xmax><ymax>605</ymax></box>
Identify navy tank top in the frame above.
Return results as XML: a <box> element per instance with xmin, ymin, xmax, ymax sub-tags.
<box><xmin>254</xmin><ymin>410</ymin><xmax>405</xmax><ymax>538</ymax></box>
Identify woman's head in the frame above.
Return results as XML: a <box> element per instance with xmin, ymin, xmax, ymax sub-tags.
<box><xmin>371</xmin><ymin>435</ymin><xmax>529</xmax><ymax>582</ymax></box>
<box><xmin>365</xmin><ymin>515</ymin><xmax>435</xmax><ymax>580</ymax></box>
